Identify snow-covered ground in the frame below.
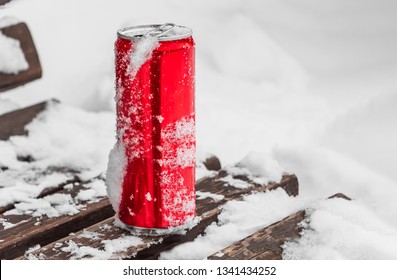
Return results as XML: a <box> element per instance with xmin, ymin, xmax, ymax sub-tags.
<box><xmin>1</xmin><ymin>0</ymin><xmax>397</xmax><ymax>259</ymax></box>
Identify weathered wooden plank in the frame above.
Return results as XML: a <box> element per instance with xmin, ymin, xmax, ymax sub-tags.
<box><xmin>208</xmin><ymin>211</ymin><xmax>305</xmax><ymax>260</ymax></box>
<box><xmin>0</xmin><ymin>179</ymin><xmax>114</xmax><ymax>259</ymax></box>
<box><xmin>0</xmin><ymin>0</ymin><xmax>12</xmax><ymax>6</ymax></box>
<box><xmin>207</xmin><ymin>193</ymin><xmax>351</xmax><ymax>260</ymax></box>
<box><xmin>22</xmin><ymin>173</ymin><xmax>298</xmax><ymax>260</ymax></box>
<box><xmin>0</xmin><ymin>100</ymin><xmax>57</xmax><ymax>140</ymax></box>
<box><xmin>0</xmin><ymin>22</ymin><xmax>42</xmax><ymax>92</ymax></box>
<box><xmin>202</xmin><ymin>156</ymin><xmax>221</xmax><ymax>171</ymax></box>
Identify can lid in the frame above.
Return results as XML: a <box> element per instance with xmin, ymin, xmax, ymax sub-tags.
<box><xmin>118</xmin><ymin>23</ymin><xmax>192</xmax><ymax>41</ymax></box>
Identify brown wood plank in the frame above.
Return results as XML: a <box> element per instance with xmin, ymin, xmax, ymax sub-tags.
<box><xmin>0</xmin><ymin>179</ymin><xmax>114</xmax><ymax>259</ymax></box>
<box><xmin>0</xmin><ymin>0</ymin><xmax>12</xmax><ymax>6</ymax></box>
<box><xmin>207</xmin><ymin>193</ymin><xmax>351</xmax><ymax>260</ymax></box>
<box><xmin>22</xmin><ymin>173</ymin><xmax>298</xmax><ymax>260</ymax></box>
<box><xmin>0</xmin><ymin>100</ymin><xmax>57</xmax><ymax>140</ymax></box>
<box><xmin>208</xmin><ymin>211</ymin><xmax>305</xmax><ymax>260</ymax></box>
<box><xmin>0</xmin><ymin>22</ymin><xmax>42</xmax><ymax>92</ymax></box>
<box><xmin>202</xmin><ymin>156</ymin><xmax>221</xmax><ymax>171</ymax></box>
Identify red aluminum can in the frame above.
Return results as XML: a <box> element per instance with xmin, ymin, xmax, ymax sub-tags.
<box><xmin>108</xmin><ymin>24</ymin><xmax>195</xmax><ymax>235</ymax></box>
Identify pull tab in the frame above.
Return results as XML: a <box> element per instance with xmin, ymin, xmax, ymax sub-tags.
<box><xmin>144</xmin><ymin>23</ymin><xmax>176</xmax><ymax>38</ymax></box>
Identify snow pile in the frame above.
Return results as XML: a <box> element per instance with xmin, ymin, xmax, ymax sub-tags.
<box><xmin>161</xmin><ymin>189</ymin><xmax>397</xmax><ymax>260</ymax></box>
<box><xmin>75</xmin><ymin>180</ymin><xmax>107</xmax><ymax>202</ymax></box>
<box><xmin>0</xmin><ymin>31</ymin><xmax>29</xmax><ymax>74</ymax></box>
<box><xmin>0</xmin><ymin>172</ymin><xmax>70</xmax><ymax>208</ymax></box>
<box><xmin>220</xmin><ymin>152</ymin><xmax>284</xmax><ymax>188</ymax></box>
<box><xmin>274</xmin><ymin>146</ymin><xmax>397</xmax><ymax>228</ymax></box>
<box><xmin>238</xmin><ymin>151</ymin><xmax>284</xmax><ymax>184</ymax></box>
<box><xmin>3</xmin><ymin>102</ymin><xmax>114</xmax><ymax>176</ymax></box>
<box><xmin>283</xmin><ymin>198</ymin><xmax>397</xmax><ymax>259</ymax></box>
<box><xmin>0</xmin><ymin>102</ymin><xmax>114</xmax><ymax>209</ymax></box>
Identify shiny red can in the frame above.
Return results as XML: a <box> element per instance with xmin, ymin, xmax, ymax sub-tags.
<box><xmin>112</xmin><ymin>24</ymin><xmax>195</xmax><ymax>234</ymax></box>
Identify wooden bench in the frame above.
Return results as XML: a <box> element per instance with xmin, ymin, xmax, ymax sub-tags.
<box><xmin>0</xmin><ymin>101</ymin><xmax>299</xmax><ymax>260</ymax></box>
<box><xmin>0</xmin><ymin>101</ymin><xmax>353</xmax><ymax>260</ymax></box>
<box><xmin>0</xmin><ymin>22</ymin><xmax>42</xmax><ymax>92</ymax></box>
<box><xmin>208</xmin><ymin>193</ymin><xmax>350</xmax><ymax>260</ymax></box>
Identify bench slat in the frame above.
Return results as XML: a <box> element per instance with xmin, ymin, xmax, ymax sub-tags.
<box><xmin>0</xmin><ymin>22</ymin><xmax>42</xmax><ymax>92</ymax></box>
<box><xmin>21</xmin><ymin>174</ymin><xmax>298</xmax><ymax>260</ymax></box>
<box><xmin>207</xmin><ymin>211</ymin><xmax>305</xmax><ymax>260</ymax></box>
<box><xmin>0</xmin><ymin>100</ymin><xmax>57</xmax><ymax>140</ymax></box>
<box><xmin>207</xmin><ymin>193</ymin><xmax>351</xmax><ymax>260</ymax></box>
<box><xmin>0</xmin><ymin>179</ymin><xmax>114</xmax><ymax>259</ymax></box>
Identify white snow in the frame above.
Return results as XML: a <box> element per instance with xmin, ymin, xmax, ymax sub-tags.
<box><xmin>282</xmin><ymin>198</ymin><xmax>397</xmax><ymax>259</ymax></box>
<box><xmin>0</xmin><ymin>31</ymin><xmax>29</xmax><ymax>74</ymax></box>
<box><xmin>128</xmin><ymin>36</ymin><xmax>159</xmax><ymax>77</ymax></box>
<box><xmin>0</xmin><ymin>98</ymin><xmax>19</xmax><ymax>115</ymax></box>
<box><xmin>60</xmin><ymin>235</ymin><xmax>142</xmax><ymax>259</ymax></box>
<box><xmin>105</xmin><ymin>141</ymin><xmax>127</xmax><ymax>215</ymax></box>
<box><xmin>160</xmin><ymin>189</ymin><xmax>306</xmax><ymax>259</ymax></box>
<box><xmin>196</xmin><ymin>191</ymin><xmax>224</xmax><ymax>202</ymax></box>
<box><xmin>220</xmin><ymin>153</ymin><xmax>283</xmax><ymax>188</ymax></box>
<box><xmin>161</xmin><ymin>190</ymin><xmax>397</xmax><ymax>260</ymax></box>
<box><xmin>238</xmin><ymin>151</ymin><xmax>284</xmax><ymax>184</ymax></box>
<box><xmin>25</xmin><ymin>244</ymin><xmax>41</xmax><ymax>254</ymax></box>
<box><xmin>79</xmin><ymin>230</ymin><xmax>103</xmax><ymax>241</ymax></box>
<box><xmin>1</xmin><ymin>0</ymin><xmax>397</xmax><ymax>260</ymax></box>
<box><xmin>220</xmin><ymin>175</ymin><xmax>250</xmax><ymax>189</ymax></box>
<box><xmin>5</xmin><ymin>193</ymin><xmax>79</xmax><ymax>218</ymax></box>
<box><xmin>161</xmin><ymin>115</ymin><xmax>196</xmax><ymax>168</ymax></box>
<box><xmin>0</xmin><ymin>172</ymin><xmax>70</xmax><ymax>208</ymax></box>
<box><xmin>0</xmin><ymin>16</ymin><xmax>21</xmax><ymax>29</ymax></box>
<box><xmin>195</xmin><ymin>151</ymin><xmax>218</xmax><ymax>180</ymax></box>
<box><xmin>76</xmin><ymin>180</ymin><xmax>107</xmax><ymax>202</ymax></box>
<box><xmin>145</xmin><ymin>192</ymin><xmax>152</xmax><ymax>201</ymax></box>
<box><xmin>0</xmin><ymin>102</ymin><xmax>114</xmax><ymax>210</ymax></box>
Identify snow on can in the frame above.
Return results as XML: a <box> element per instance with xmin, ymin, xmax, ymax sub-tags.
<box><xmin>107</xmin><ymin>23</ymin><xmax>195</xmax><ymax>235</ymax></box>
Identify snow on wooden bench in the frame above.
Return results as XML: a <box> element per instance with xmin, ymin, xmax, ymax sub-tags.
<box><xmin>0</xmin><ymin>100</ymin><xmax>57</xmax><ymax>140</ymax></box>
<box><xmin>0</xmin><ymin>101</ymin><xmax>300</xmax><ymax>260</ymax></box>
<box><xmin>207</xmin><ymin>193</ymin><xmax>351</xmax><ymax>260</ymax></box>
<box><xmin>0</xmin><ymin>22</ymin><xmax>42</xmax><ymax>92</ymax></box>
<box><xmin>11</xmin><ymin>172</ymin><xmax>298</xmax><ymax>260</ymax></box>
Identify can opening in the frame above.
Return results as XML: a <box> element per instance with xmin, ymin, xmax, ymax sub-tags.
<box><xmin>144</xmin><ymin>23</ymin><xmax>176</xmax><ymax>38</ymax></box>
<box><xmin>118</xmin><ymin>24</ymin><xmax>192</xmax><ymax>41</ymax></box>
